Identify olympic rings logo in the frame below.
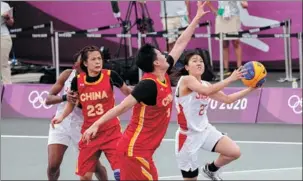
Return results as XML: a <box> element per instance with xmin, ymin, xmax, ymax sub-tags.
<box><xmin>28</xmin><ymin>90</ymin><xmax>53</xmax><ymax>109</ymax></box>
<box><xmin>288</xmin><ymin>95</ymin><xmax>302</xmax><ymax>114</ymax></box>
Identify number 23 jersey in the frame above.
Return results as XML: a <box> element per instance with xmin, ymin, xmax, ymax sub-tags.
<box><xmin>76</xmin><ymin>70</ymin><xmax>120</xmax><ymax>133</ymax></box>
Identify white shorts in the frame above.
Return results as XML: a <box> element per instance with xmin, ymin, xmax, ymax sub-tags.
<box><xmin>175</xmin><ymin>124</ymin><xmax>224</xmax><ymax>172</ymax></box>
<box><xmin>48</xmin><ymin>121</ymin><xmax>82</xmax><ymax>150</ymax></box>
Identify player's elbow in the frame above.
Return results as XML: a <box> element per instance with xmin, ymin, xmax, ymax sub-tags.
<box><xmin>118</xmin><ymin>104</ymin><xmax>131</xmax><ymax>115</ymax></box>
<box><xmin>124</xmin><ymin>87</ymin><xmax>132</xmax><ymax>96</ymax></box>
<box><xmin>45</xmin><ymin>97</ymin><xmax>52</xmax><ymax>105</ymax></box>
<box><xmin>118</xmin><ymin>97</ymin><xmax>136</xmax><ymax>114</ymax></box>
<box><xmin>203</xmin><ymin>89</ymin><xmax>216</xmax><ymax>97</ymax></box>
<box><xmin>224</xmin><ymin>98</ymin><xmax>233</xmax><ymax>104</ymax></box>
<box><xmin>206</xmin><ymin>86</ymin><xmax>224</xmax><ymax>97</ymax></box>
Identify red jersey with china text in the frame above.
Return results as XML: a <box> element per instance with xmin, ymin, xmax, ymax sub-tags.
<box><xmin>77</xmin><ymin>69</ymin><xmax>119</xmax><ymax>133</ymax></box>
<box><xmin>117</xmin><ymin>73</ymin><xmax>173</xmax><ymax>157</ymax></box>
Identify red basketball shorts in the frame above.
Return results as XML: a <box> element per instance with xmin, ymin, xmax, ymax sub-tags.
<box><xmin>76</xmin><ymin>125</ymin><xmax>122</xmax><ymax>176</ymax></box>
<box><xmin>120</xmin><ymin>154</ymin><xmax>158</xmax><ymax>180</ymax></box>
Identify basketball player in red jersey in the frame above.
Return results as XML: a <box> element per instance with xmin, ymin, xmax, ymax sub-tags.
<box><xmin>51</xmin><ymin>46</ymin><xmax>132</xmax><ymax>181</ymax></box>
<box><xmin>46</xmin><ymin>52</ymin><xmax>107</xmax><ymax>181</ymax></box>
<box><xmin>82</xmin><ymin>2</ymin><xmax>210</xmax><ymax>180</ymax></box>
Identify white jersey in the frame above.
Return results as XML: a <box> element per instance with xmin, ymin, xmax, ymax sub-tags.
<box><xmin>175</xmin><ymin>76</ymin><xmax>210</xmax><ymax>133</ymax></box>
<box><xmin>55</xmin><ymin>69</ymin><xmax>83</xmax><ymax>127</ymax></box>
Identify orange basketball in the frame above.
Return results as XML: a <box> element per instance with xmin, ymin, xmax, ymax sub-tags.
<box><xmin>241</xmin><ymin>61</ymin><xmax>267</xmax><ymax>88</ymax></box>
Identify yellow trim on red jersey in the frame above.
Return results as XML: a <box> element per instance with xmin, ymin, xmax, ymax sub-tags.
<box><xmin>84</xmin><ymin>73</ymin><xmax>104</xmax><ymax>85</ymax></box>
<box><xmin>128</xmin><ymin>105</ymin><xmax>146</xmax><ymax>156</ymax></box>
<box><xmin>143</xmin><ymin>77</ymin><xmax>168</xmax><ymax>87</ymax></box>
<box><xmin>107</xmin><ymin>69</ymin><xmax>111</xmax><ymax>75</ymax></box>
<box><xmin>136</xmin><ymin>157</ymin><xmax>150</xmax><ymax>169</ymax></box>
<box><xmin>75</xmin><ymin>160</ymin><xmax>78</xmax><ymax>173</ymax></box>
<box><xmin>143</xmin><ymin>78</ymin><xmax>154</xmax><ymax>81</ymax></box>
<box><xmin>156</xmin><ymin>78</ymin><xmax>168</xmax><ymax>87</ymax></box>
<box><xmin>141</xmin><ymin>167</ymin><xmax>153</xmax><ymax>180</ymax></box>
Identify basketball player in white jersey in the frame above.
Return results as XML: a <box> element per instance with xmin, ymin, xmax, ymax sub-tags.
<box><xmin>173</xmin><ymin>51</ymin><xmax>262</xmax><ymax>180</ymax></box>
<box><xmin>45</xmin><ymin>52</ymin><xmax>107</xmax><ymax>181</ymax></box>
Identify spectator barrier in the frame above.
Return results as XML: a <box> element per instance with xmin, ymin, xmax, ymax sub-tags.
<box><xmin>1</xmin><ymin>84</ymin><xmax>301</xmax><ymax>124</ymax></box>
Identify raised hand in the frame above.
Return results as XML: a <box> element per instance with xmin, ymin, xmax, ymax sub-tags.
<box><xmin>195</xmin><ymin>1</ymin><xmax>210</xmax><ymax>19</ymax></box>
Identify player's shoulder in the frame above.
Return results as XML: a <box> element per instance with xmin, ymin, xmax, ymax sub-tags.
<box><xmin>202</xmin><ymin>80</ymin><xmax>211</xmax><ymax>86</ymax></box>
<box><xmin>57</xmin><ymin>69</ymin><xmax>73</xmax><ymax>83</ymax></box>
<box><xmin>134</xmin><ymin>79</ymin><xmax>157</xmax><ymax>90</ymax></box>
<box><xmin>101</xmin><ymin>68</ymin><xmax>111</xmax><ymax>75</ymax></box>
<box><xmin>108</xmin><ymin>69</ymin><xmax>121</xmax><ymax>77</ymax></box>
<box><xmin>61</xmin><ymin>69</ymin><xmax>73</xmax><ymax>76</ymax></box>
<box><xmin>180</xmin><ymin>75</ymin><xmax>193</xmax><ymax>83</ymax></box>
<box><xmin>139</xmin><ymin>79</ymin><xmax>156</xmax><ymax>86</ymax></box>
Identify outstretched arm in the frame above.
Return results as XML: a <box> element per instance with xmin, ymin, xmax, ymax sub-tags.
<box><xmin>94</xmin><ymin>95</ymin><xmax>137</xmax><ymax>127</ymax></box>
<box><xmin>210</xmin><ymin>87</ymin><xmax>255</xmax><ymax>104</ymax></box>
<box><xmin>185</xmin><ymin>67</ymin><xmax>244</xmax><ymax>96</ymax></box>
<box><xmin>169</xmin><ymin>1</ymin><xmax>209</xmax><ymax>65</ymax></box>
<box><xmin>185</xmin><ymin>75</ymin><xmax>233</xmax><ymax>96</ymax></box>
<box><xmin>93</xmin><ymin>78</ymin><xmax>155</xmax><ymax>127</ymax></box>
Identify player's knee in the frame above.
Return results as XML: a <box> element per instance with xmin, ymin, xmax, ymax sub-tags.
<box><xmin>80</xmin><ymin>173</ymin><xmax>93</xmax><ymax>181</ymax></box>
<box><xmin>47</xmin><ymin>162</ymin><xmax>60</xmax><ymax>174</ymax></box>
<box><xmin>230</xmin><ymin>145</ymin><xmax>241</xmax><ymax>160</ymax></box>
<box><xmin>181</xmin><ymin>168</ymin><xmax>199</xmax><ymax>179</ymax></box>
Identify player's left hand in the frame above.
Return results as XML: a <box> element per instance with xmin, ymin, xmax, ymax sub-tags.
<box><xmin>82</xmin><ymin>123</ymin><xmax>99</xmax><ymax>143</ymax></box>
<box><xmin>67</xmin><ymin>90</ymin><xmax>78</xmax><ymax>105</ymax></box>
<box><xmin>195</xmin><ymin>1</ymin><xmax>210</xmax><ymax>19</ymax></box>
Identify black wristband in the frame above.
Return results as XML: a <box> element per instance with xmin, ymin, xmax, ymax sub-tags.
<box><xmin>62</xmin><ymin>94</ymin><xmax>67</xmax><ymax>101</ymax></box>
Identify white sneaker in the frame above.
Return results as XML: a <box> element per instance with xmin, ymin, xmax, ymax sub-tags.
<box><xmin>202</xmin><ymin>164</ymin><xmax>223</xmax><ymax>181</ymax></box>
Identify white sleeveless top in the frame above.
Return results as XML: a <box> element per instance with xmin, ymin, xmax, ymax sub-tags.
<box><xmin>55</xmin><ymin>69</ymin><xmax>83</xmax><ymax>126</ymax></box>
<box><xmin>175</xmin><ymin>76</ymin><xmax>210</xmax><ymax>133</ymax></box>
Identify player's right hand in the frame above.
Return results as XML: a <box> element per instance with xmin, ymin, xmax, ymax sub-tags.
<box><xmin>229</xmin><ymin>66</ymin><xmax>247</xmax><ymax>82</ymax></box>
<box><xmin>51</xmin><ymin>116</ymin><xmax>63</xmax><ymax>129</ymax></box>
<box><xmin>82</xmin><ymin>123</ymin><xmax>99</xmax><ymax>143</ymax></box>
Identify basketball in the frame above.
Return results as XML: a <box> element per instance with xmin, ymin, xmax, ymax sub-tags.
<box><xmin>241</xmin><ymin>61</ymin><xmax>267</xmax><ymax>88</ymax></box>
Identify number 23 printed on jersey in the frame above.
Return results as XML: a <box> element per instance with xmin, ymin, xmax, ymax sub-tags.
<box><xmin>87</xmin><ymin>103</ymin><xmax>104</xmax><ymax>117</ymax></box>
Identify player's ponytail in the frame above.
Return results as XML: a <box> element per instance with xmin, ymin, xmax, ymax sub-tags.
<box><xmin>73</xmin><ymin>52</ymin><xmax>81</xmax><ymax>63</ymax></box>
